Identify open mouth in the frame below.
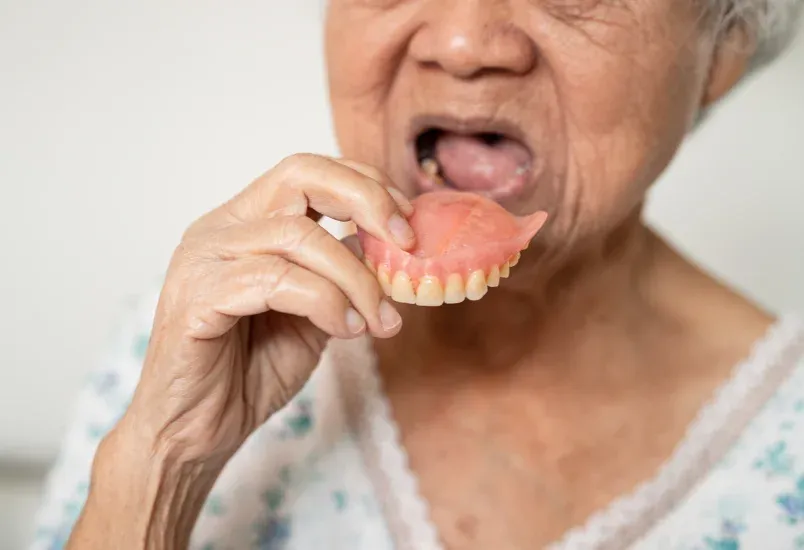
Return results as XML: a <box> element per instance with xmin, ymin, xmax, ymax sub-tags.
<box><xmin>413</xmin><ymin>123</ymin><xmax>534</xmax><ymax>200</ymax></box>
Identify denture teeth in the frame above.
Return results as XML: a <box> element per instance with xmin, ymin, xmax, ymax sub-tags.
<box><xmin>415</xmin><ymin>276</ymin><xmax>445</xmax><ymax>307</ymax></box>
<box><xmin>444</xmin><ymin>273</ymin><xmax>466</xmax><ymax>304</ymax></box>
<box><xmin>377</xmin><ymin>265</ymin><xmax>393</xmax><ymax>297</ymax></box>
<box><xmin>487</xmin><ymin>265</ymin><xmax>501</xmax><ymax>288</ymax></box>
<box><xmin>379</xmin><ymin>261</ymin><xmax>518</xmax><ymax>307</ymax></box>
<box><xmin>391</xmin><ymin>271</ymin><xmax>417</xmax><ymax>304</ymax></box>
<box><xmin>509</xmin><ymin>252</ymin><xmax>521</xmax><ymax>267</ymax></box>
<box><xmin>364</xmin><ymin>259</ymin><xmax>376</xmax><ymax>275</ymax></box>
<box><xmin>466</xmin><ymin>270</ymin><xmax>488</xmax><ymax>301</ymax></box>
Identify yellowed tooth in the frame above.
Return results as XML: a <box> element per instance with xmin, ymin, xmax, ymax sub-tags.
<box><xmin>444</xmin><ymin>273</ymin><xmax>466</xmax><ymax>304</ymax></box>
<box><xmin>466</xmin><ymin>270</ymin><xmax>488</xmax><ymax>301</ymax></box>
<box><xmin>364</xmin><ymin>258</ymin><xmax>376</xmax><ymax>275</ymax></box>
<box><xmin>415</xmin><ymin>276</ymin><xmax>444</xmax><ymax>307</ymax></box>
<box><xmin>509</xmin><ymin>252</ymin><xmax>521</xmax><ymax>267</ymax></box>
<box><xmin>500</xmin><ymin>262</ymin><xmax>510</xmax><ymax>278</ymax></box>
<box><xmin>421</xmin><ymin>158</ymin><xmax>445</xmax><ymax>187</ymax></box>
<box><xmin>421</xmin><ymin>158</ymin><xmax>439</xmax><ymax>176</ymax></box>
<box><xmin>522</xmin><ymin>241</ymin><xmax>530</xmax><ymax>250</ymax></box>
<box><xmin>391</xmin><ymin>271</ymin><xmax>416</xmax><ymax>304</ymax></box>
<box><xmin>377</xmin><ymin>265</ymin><xmax>393</xmax><ymax>296</ymax></box>
<box><xmin>487</xmin><ymin>265</ymin><xmax>501</xmax><ymax>287</ymax></box>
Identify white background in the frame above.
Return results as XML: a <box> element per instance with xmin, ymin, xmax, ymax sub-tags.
<box><xmin>0</xmin><ymin>2</ymin><xmax>802</xmax><ymax>548</ymax></box>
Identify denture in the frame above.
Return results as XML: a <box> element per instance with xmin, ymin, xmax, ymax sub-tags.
<box><xmin>359</xmin><ymin>190</ymin><xmax>547</xmax><ymax>307</ymax></box>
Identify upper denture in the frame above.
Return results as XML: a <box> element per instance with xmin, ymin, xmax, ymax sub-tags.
<box><xmin>359</xmin><ymin>190</ymin><xmax>547</xmax><ymax>306</ymax></box>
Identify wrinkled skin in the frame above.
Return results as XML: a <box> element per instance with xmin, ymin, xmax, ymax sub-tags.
<box><xmin>328</xmin><ymin>0</ymin><xmax>723</xmax><ymax>236</ymax></box>
<box><xmin>128</xmin><ymin>156</ymin><xmax>415</xmax><ymax>464</ymax></box>
<box><xmin>70</xmin><ymin>2</ymin><xmax>767</xmax><ymax>550</ymax></box>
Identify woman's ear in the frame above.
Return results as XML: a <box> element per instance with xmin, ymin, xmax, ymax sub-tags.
<box><xmin>702</xmin><ymin>24</ymin><xmax>757</xmax><ymax>108</ymax></box>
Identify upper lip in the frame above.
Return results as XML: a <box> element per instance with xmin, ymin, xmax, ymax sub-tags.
<box><xmin>407</xmin><ymin>113</ymin><xmax>531</xmax><ymax>152</ymax></box>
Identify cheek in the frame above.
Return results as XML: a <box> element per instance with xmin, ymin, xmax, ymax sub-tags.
<box><xmin>325</xmin><ymin>8</ymin><xmax>411</xmax><ymax>166</ymax></box>
<box><xmin>546</xmin><ymin>33</ymin><xmax>706</xmax><ymax>235</ymax></box>
<box><xmin>325</xmin><ymin>42</ymin><xmax>383</xmax><ymax>163</ymax></box>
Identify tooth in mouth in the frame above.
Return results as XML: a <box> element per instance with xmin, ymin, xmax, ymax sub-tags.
<box><xmin>420</xmin><ymin>157</ymin><xmax>445</xmax><ymax>187</ymax></box>
<box><xmin>359</xmin><ymin>190</ymin><xmax>547</xmax><ymax>307</ymax></box>
<box><xmin>417</xmin><ymin>129</ymin><xmax>446</xmax><ymax>187</ymax></box>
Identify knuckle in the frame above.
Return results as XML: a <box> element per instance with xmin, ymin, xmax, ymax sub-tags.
<box><xmin>174</xmin><ymin>230</ymin><xmax>215</xmax><ymax>264</ymax></box>
<box><xmin>179</xmin><ymin>212</ymin><xmax>229</xmax><ymax>255</ymax></box>
<box><xmin>181</xmin><ymin>214</ymin><xmax>209</xmax><ymax>241</ymax></box>
<box><xmin>275</xmin><ymin>152</ymin><xmax>318</xmax><ymax>179</ymax></box>
<box><xmin>170</xmin><ymin>240</ymin><xmax>199</xmax><ymax>269</ymax></box>
<box><xmin>180</xmin><ymin>302</ymin><xmax>217</xmax><ymax>338</ymax></box>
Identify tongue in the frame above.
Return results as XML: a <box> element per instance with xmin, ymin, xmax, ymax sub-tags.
<box><xmin>435</xmin><ymin>133</ymin><xmax>532</xmax><ymax>193</ymax></box>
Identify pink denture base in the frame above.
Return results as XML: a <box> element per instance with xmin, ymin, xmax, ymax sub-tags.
<box><xmin>358</xmin><ymin>190</ymin><xmax>547</xmax><ymax>283</ymax></box>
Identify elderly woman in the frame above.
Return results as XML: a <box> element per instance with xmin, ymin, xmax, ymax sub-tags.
<box><xmin>32</xmin><ymin>1</ymin><xmax>804</xmax><ymax>549</ymax></box>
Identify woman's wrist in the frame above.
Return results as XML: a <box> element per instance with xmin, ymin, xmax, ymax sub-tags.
<box><xmin>69</xmin><ymin>414</ymin><xmax>223</xmax><ymax>550</ymax></box>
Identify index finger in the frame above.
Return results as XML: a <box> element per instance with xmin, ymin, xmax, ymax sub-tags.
<box><xmin>223</xmin><ymin>154</ymin><xmax>416</xmax><ymax>250</ymax></box>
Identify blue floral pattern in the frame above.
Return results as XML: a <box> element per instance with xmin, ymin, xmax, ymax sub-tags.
<box><xmin>777</xmin><ymin>476</ymin><xmax>804</xmax><ymax>525</ymax></box>
<box><xmin>638</xmin><ymin>332</ymin><xmax>804</xmax><ymax>549</ymax></box>
<box><xmin>26</xmin><ymin>292</ymin><xmax>804</xmax><ymax>549</ymax></box>
<box><xmin>701</xmin><ymin>520</ymin><xmax>746</xmax><ymax>550</ymax></box>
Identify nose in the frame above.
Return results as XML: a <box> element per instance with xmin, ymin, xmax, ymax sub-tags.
<box><xmin>408</xmin><ymin>0</ymin><xmax>536</xmax><ymax>79</ymax></box>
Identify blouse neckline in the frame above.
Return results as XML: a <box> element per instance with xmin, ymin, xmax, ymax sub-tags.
<box><xmin>333</xmin><ymin>314</ymin><xmax>804</xmax><ymax>550</ymax></box>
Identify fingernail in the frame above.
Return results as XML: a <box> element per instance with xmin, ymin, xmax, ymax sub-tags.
<box><xmin>345</xmin><ymin>308</ymin><xmax>366</xmax><ymax>335</ymax></box>
<box><xmin>387</xmin><ymin>188</ymin><xmax>414</xmax><ymax>216</ymax></box>
<box><xmin>388</xmin><ymin>213</ymin><xmax>415</xmax><ymax>248</ymax></box>
<box><xmin>379</xmin><ymin>300</ymin><xmax>403</xmax><ymax>332</ymax></box>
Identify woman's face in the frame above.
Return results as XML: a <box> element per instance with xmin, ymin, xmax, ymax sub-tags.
<box><xmin>325</xmin><ymin>1</ymin><xmax>736</xmax><ymax>248</ymax></box>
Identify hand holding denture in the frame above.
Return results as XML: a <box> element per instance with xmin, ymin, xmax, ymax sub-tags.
<box><xmin>118</xmin><ymin>153</ymin><xmax>414</xmax><ymax>465</ymax></box>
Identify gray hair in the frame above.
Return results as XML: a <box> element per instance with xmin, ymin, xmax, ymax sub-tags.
<box><xmin>709</xmin><ymin>0</ymin><xmax>803</xmax><ymax>73</ymax></box>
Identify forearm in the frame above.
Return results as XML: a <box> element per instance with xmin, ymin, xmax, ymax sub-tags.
<box><xmin>67</xmin><ymin>417</ymin><xmax>221</xmax><ymax>550</ymax></box>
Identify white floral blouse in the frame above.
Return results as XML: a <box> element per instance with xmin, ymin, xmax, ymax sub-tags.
<box><xmin>29</xmin><ymin>287</ymin><xmax>804</xmax><ymax>550</ymax></box>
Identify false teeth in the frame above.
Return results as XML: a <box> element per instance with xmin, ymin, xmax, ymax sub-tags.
<box><xmin>391</xmin><ymin>271</ymin><xmax>416</xmax><ymax>304</ymax></box>
<box><xmin>444</xmin><ymin>273</ymin><xmax>466</xmax><ymax>304</ymax></box>
<box><xmin>465</xmin><ymin>270</ymin><xmax>488</xmax><ymax>301</ymax></box>
<box><xmin>415</xmin><ymin>276</ymin><xmax>445</xmax><ymax>306</ymax></box>
<box><xmin>366</xmin><ymin>249</ymin><xmax>524</xmax><ymax>306</ymax></box>
<box><xmin>358</xmin><ymin>190</ymin><xmax>546</xmax><ymax>306</ymax></box>
<box><xmin>487</xmin><ymin>265</ymin><xmax>501</xmax><ymax>288</ymax></box>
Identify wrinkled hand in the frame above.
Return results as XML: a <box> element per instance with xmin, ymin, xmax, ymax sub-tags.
<box><xmin>122</xmin><ymin>154</ymin><xmax>414</xmax><ymax>467</ymax></box>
